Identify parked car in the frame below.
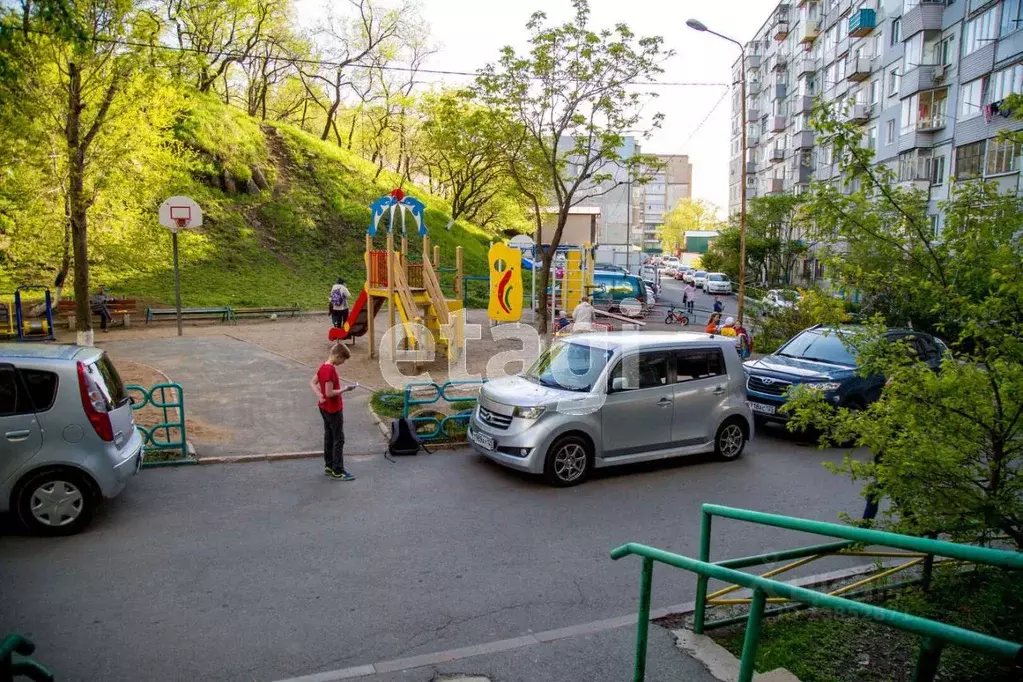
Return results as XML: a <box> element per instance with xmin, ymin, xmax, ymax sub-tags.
<box><xmin>763</xmin><ymin>289</ymin><xmax>800</xmax><ymax>309</ymax></box>
<box><xmin>1</xmin><ymin>344</ymin><xmax>144</xmax><ymax>535</ymax></box>
<box><xmin>682</xmin><ymin>269</ymin><xmax>697</xmax><ymax>284</ymax></box>
<box><xmin>693</xmin><ymin>271</ymin><xmax>708</xmax><ymax>289</ymax></box>
<box><xmin>743</xmin><ymin>326</ymin><xmax>945</xmax><ymax>426</ymax></box>
<box><xmin>591</xmin><ymin>271</ymin><xmax>649</xmax><ymax>312</ymax></box>
<box><xmin>664</xmin><ymin>266</ymin><xmax>678</xmax><ymax>278</ymax></box>
<box><xmin>641</xmin><ymin>277</ymin><xmax>660</xmax><ymax>299</ymax></box>
<box><xmin>664</xmin><ymin>256</ymin><xmax>680</xmax><ymax>268</ymax></box>
<box><xmin>468</xmin><ymin>332</ymin><xmax>754</xmax><ymax>486</ymax></box>
<box><xmin>704</xmin><ymin>273</ymin><xmax>733</xmax><ymax>295</ymax></box>
<box><xmin>594</xmin><ymin>262</ymin><xmax>627</xmax><ymax>274</ymax></box>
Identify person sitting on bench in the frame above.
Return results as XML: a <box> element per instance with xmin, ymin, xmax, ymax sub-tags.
<box><xmin>90</xmin><ymin>285</ymin><xmax>113</xmax><ymax>332</ymax></box>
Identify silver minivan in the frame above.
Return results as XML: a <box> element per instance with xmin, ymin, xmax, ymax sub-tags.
<box><xmin>468</xmin><ymin>332</ymin><xmax>753</xmax><ymax>486</ymax></box>
<box><xmin>1</xmin><ymin>343</ymin><xmax>143</xmax><ymax>535</ymax></box>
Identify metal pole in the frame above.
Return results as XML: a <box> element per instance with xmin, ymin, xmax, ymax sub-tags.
<box><xmin>172</xmin><ymin>231</ymin><xmax>183</xmax><ymax>337</ymax></box>
<box><xmin>633</xmin><ymin>557</ymin><xmax>654</xmax><ymax>682</ymax></box>
<box><xmin>626</xmin><ymin>179</ymin><xmax>632</xmax><ymax>274</ymax></box>
<box><xmin>737</xmin><ymin>589</ymin><xmax>768</xmax><ymax>682</ymax></box>
<box><xmin>911</xmin><ymin>637</ymin><xmax>944</xmax><ymax>682</ymax></box>
<box><xmin>737</xmin><ymin>47</ymin><xmax>748</xmax><ymax>325</ymax></box>
<box><xmin>693</xmin><ymin>510</ymin><xmax>713</xmax><ymax>634</ymax></box>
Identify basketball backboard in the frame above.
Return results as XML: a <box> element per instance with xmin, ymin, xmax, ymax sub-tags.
<box><xmin>159</xmin><ymin>196</ymin><xmax>203</xmax><ymax>232</ymax></box>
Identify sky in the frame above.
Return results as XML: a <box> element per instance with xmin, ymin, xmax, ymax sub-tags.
<box><xmin>294</xmin><ymin>0</ymin><xmax>774</xmax><ymax>216</ymax></box>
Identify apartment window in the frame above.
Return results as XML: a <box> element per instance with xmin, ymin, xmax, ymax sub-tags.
<box><xmin>1001</xmin><ymin>0</ymin><xmax>1023</xmax><ymax>36</ymax></box>
<box><xmin>931</xmin><ymin>155</ymin><xmax>945</xmax><ymax>185</ymax></box>
<box><xmin>990</xmin><ymin>62</ymin><xmax>1023</xmax><ymax>102</ymax></box>
<box><xmin>887</xmin><ymin>68</ymin><xmax>901</xmax><ymax>96</ymax></box>
<box><xmin>898</xmin><ymin>150</ymin><xmax>932</xmax><ymax>182</ymax></box>
<box><xmin>986</xmin><ymin>138</ymin><xmax>1021</xmax><ymax>175</ymax></box>
<box><xmin>825</xmin><ymin>25</ymin><xmax>837</xmax><ymax>52</ymax></box>
<box><xmin>906</xmin><ymin>33</ymin><xmax>925</xmax><ymax>67</ymax></box>
<box><xmin>867</xmin><ymin>125</ymin><xmax>878</xmax><ymax>150</ymax></box>
<box><xmin>890</xmin><ymin>18</ymin><xmax>902</xmax><ymax>46</ymax></box>
<box><xmin>935</xmin><ymin>36</ymin><xmax>954</xmax><ymax>66</ymax></box>
<box><xmin>954</xmin><ymin>141</ymin><xmax>985</xmax><ymax>179</ymax></box>
<box><xmin>929</xmin><ymin>214</ymin><xmax>940</xmax><ymax>237</ymax></box>
<box><xmin>873</xmin><ymin>33</ymin><xmax>882</xmax><ymax>58</ymax></box>
<box><xmin>958</xmin><ymin>77</ymin><xmax>988</xmax><ymax>119</ymax></box>
<box><xmin>900</xmin><ymin>88</ymin><xmax>947</xmax><ymax>132</ymax></box>
<box><xmin>869</xmin><ymin>80</ymin><xmax>879</xmax><ymax>104</ymax></box>
<box><xmin>836</xmin><ymin>58</ymin><xmax>847</xmax><ymax>81</ymax></box>
<box><xmin>886</xmin><ymin>119</ymin><xmax>896</xmax><ymax>144</ymax></box>
<box><xmin>963</xmin><ymin>5</ymin><xmax>1000</xmax><ymax>57</ymax></box>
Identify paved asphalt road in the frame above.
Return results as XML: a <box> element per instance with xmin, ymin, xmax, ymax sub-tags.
<box><xmin>655</xmin><ymin>277</ymin><xmax>738</xmax><ymax>325</ymax></box>
<box><xmin>1</xmin><ymin>431</ymin><xmax>868</xmax><ymax>682</ymax></box>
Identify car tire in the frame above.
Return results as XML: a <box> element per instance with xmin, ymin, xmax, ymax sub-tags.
<box><xmin>14</xmin><ymin>468</ymin><xmax>98</xmax><ymax>536</ymax></box>
<box><xmin>714</xmin><ymin>418</ymin><xmax>748</xmax><ymax>461</ymax></box>
<box><xmin>543</xmin><ymin>435</ymin><xmax>591</xmax><ymax>487</ymax></box>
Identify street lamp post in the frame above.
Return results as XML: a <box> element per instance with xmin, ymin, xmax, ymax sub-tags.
<box><xmin>686</xmin><ymin>19</ymin><xmax>749</xmax><ymax>325</ymax></box>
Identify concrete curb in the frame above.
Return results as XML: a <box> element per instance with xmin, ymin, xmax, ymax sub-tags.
<box><xmin>271</xmin><ymin>563</ymin><xmax>882</xmax><ymax>682</ymax></box>
<box><xmin>674</xmin><ymin>630</ymin><xmax>799</xmax><ymax>682</ymax></box>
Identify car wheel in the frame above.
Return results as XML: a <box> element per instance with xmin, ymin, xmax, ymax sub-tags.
<box><xmin>714</xmin><ymin>418</ymin><xmax>748</xmax><ymax>461</ymax></box>
<box><xmin>15</xmin><ymin>468</ymin><xmax>98</xmax><ymax>536</ymax></box>
<box><xmin>543</xmin><ymin>435</ymin><xmax>591</xmax><ymax>487</ymax></box>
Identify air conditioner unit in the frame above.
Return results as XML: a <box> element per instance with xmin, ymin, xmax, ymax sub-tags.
<box><xmin>933</xmin><ymin>64</ymin><xmax>947</xmax><ymax>80</ymax></box>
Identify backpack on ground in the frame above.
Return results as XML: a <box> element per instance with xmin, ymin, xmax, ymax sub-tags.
<box><xmin>388</xmin><ymin>417</ymin><xmax>430</xmax><ymax>457</ymax></box>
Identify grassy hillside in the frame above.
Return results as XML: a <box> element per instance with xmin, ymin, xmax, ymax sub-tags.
<box><xmin>5</xmin><ymin>95</ymin><xmax>496</xmax><ymax>309</ymax></box>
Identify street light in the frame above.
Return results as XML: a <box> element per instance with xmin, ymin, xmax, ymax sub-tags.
<box><xmin>686</xmin><ymin>17</ymin><xmax>749</xmax><ymax>325</ymax></box>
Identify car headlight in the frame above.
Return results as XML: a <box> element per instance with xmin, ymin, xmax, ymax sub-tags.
<box><xmin>512</xmin><ymin>406</ymin><xmax>546</xmax><ymax>419</ymax></box>
<box><xmin>807</xmin><ymin>381</ymin><xmax>842</xmax><ymax>392</ymax></box>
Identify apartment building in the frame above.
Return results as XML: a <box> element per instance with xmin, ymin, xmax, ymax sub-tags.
<box><xmin>559</xmin><ymin>136</ymin><xmax>641</xmax><ymax>247</ymax></box>
<box><xmin>634</xmin><ymin>154</ymin><xmax>694</xmax><ymax>253</ymax></box>
<box><xmin>728</xmin><ymin>0</ymin><xmax>1023</xmax><ymax>275</ymax></box>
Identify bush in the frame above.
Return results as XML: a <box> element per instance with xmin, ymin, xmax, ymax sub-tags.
<box><xmin>753</xmin><ymin>289</ymin><xmax>850</xmax><ymax>353</ymax></box>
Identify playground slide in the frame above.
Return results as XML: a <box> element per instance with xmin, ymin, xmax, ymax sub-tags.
<box><xmin>327</xmin><ymin>288</ymin><xmax>383</xmax><ymax>341</ymax></box>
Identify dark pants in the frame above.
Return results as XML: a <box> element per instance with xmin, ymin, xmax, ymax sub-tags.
<box><xmin>320</xmin><ymin>408</ymin><xmax>345</xmax><ymax>471</ymax></box>
<box><xmin>92</xmin><ymin>305</ymin><xmax>112</xmax><ymax>330</ymax></box>
<box><xmin>686</xmin><ymin>299</ymin><xmax>694</xmax><ymax>314</ymax></box>
<box><xmin>331</xmin><ymin>309</ymin><xmax>349</xmax><ymax>328</ymax></box>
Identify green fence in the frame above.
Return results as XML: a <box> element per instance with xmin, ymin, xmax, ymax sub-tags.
<box><xmin>611</xmin><ymin>504</ymin><xmax>1023</xmax><ymax>682</ymax></box>
<box><xmin>126</xmin><ymin>382</ymin><xmax>191</xmax><ymax>462</ymax></box>
<box><xmin>402</xmin><ymin>380</ymin><xmax>484</xmax><ymax>441</ymax></box>
<box><xmin>0</xmin><ymin>633</ymin><xmax>52</xmax><ymax>682</ymax></box>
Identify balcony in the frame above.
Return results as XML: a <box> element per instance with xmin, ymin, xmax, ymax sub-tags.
<box><xmin>899</xmin><ymin>64</ymin><xmax>947</xmax><ymax>98</ymax></box>
<box><xmin>770</xmin><ymin>115</ymin><xmax>787</xmax><ymax>133</ymax></box>
<box><xmin>847</xmin><ymin>103</ymin><xmax>872</xmax><ymax>123</ymax></box>
<box><xmin>774</xmin><ymin>18</ymin><xmax>790</xmax><ymax>41</ymax></box>
<box><xmin>766</xmin><ymin>178</ymin><xmax>785</xmax><ymax>194</ymax></box>
<box><xmin>769</xmin><ymin>146</ymin><xmax>787</xmax><ymax>162</ymax></box>
<box><xmin>903</xmin><ymin>1</ymin><xmax>945</xmax><ymax>36</ymax></box>
<box><xmin>748</xmin><ymin>78</ymin><xmax>763</xmax><ymax>94</ymax></box>
<box><xmin>799</xmin><ymin>21</ymin><xmax>821</xmax><ymax>44</ymax></box>
<box><xmin>748</xmin><ymin>107</ymin><xmax>760</xmax><ymax>120</ymax></box>
<box><xmin>772</xmin><ymin>55</ymin><xmax>789</xmax><ymax>72</ymax></box>
<box><xmin>796</xmin><ymin>58</ymin><xmax>818</xmax><ymax>76</ymax></box>
<box><xmin>793</xmin><ymin>95</ymin><xmax>814</xmax><ymax>115</ymax></box>
<box><xmin>745</xmin><ymin>161</ymin><xmax>757</xmax><ymax>174</ymax></box>
<box><xmin>847</xmin><ymin>56</ymin><xmax>871</xmax><ymax>82</ymax></box>
<box><xmin>772</xmin><ymin>84</ymin><xmax>788</xmax><ymax>100</ymax></box>
<box><xmin>790</xmin><ymin>157</ymin><xmax>814</xmax><ymax>184</ymax></box>
<box><xmin>747</xmin><ymin>54</ymin><xmax>762</xmax><ymax>70</ymax></box>
<box><xmin>916</xmin><ymin>113</ymin><xmax>946</xmax><ymax>132</ymax></box>
<box><xmin>896</xmin><ymin>179</ymin><xmax>929</xmax><ymax>193</ymax></box>
<box><xmin>793</xmin><ymin>130</ymin><xmax>814</xmax><ymax>149</ymax></box>
<box><xmin>848</xmin><ymin>9</ymin><xmax>876</xmax><ymax>37</ymax></box>
<box><xmin>747</xmin><ymin>134</ymin><xmax>760</xmax><ymax>148</ymax></box>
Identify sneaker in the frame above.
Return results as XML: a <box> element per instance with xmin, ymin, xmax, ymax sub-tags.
<box><xmin>328</xmin><ymin>469</ymin><xmax>356</xmax><ymax>481</ymax></box>
<box><xmin>324</xmin><ymin>466</ymin><xmax>332</xmax><ymax>476</ymax></box>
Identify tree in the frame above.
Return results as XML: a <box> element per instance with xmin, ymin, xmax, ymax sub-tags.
<box><xmin>476</xmin><ymin>0</ymin><xmax>669</xmax><ymax>333</ymax></box>
<box><xmin>783</xmin><ymin>103</ymin><xmax>1023</xmax><ymax>548</ymax></box>
<box><xmin>656</xmin><ymin>198</ymin><xmax>721</xmax><ymax>256</ymax></box>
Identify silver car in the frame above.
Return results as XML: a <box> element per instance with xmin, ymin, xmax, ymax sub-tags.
<box><xmin>1</xmin><ymin>343</ymin><xmax>143</xmax><ymax>535</ymax></box>
<box><xmin>468</xmin><ymin>332</ymin><xmax>753</xmax><ymax>486</ymax></box>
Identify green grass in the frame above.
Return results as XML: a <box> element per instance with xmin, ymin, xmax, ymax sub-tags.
<box><xmin>714</xmin><ymin>567</ymin><xmax>1023</xmax><ymax>682</ymax></box>
<box><xmin>371</xmin><ymin>389</ymin><xmax>405</xmax><ymax>419</ymax></box>
<box><xmin>370</xmin><ymin>389</ymin><xmax>473</xmax><ymax>445</ymax></box>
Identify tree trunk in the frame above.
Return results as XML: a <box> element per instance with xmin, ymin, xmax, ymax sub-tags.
<box><xmin>67</xmin><ymin>62</ymin><xmax>93</xmax><ymax>346</ymax></box>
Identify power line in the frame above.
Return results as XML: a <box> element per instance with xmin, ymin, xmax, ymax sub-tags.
<box><xmin>20</xmin><ymin>27</ymin><xmax>728</xmax><ymax>87</ymax></box>
<box><xmin>685</xmin><ymin>87</ymin><xmax>731</xmax><ymax>143</ymax></box>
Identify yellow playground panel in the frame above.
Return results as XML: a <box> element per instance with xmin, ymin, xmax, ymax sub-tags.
<box><xmin>487</xmin><ymin>242</ymin><xmax>524</xmax><ymax>322</ymax></box>
<box><xmin>0</xmin><ymin>292</ymin><xmax>15</xmax><ymax>340</ymax></box>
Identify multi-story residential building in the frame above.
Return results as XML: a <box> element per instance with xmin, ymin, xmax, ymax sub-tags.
<box><xmin>633</xmin><ymin>154</ymin><xmax>694</xmax><ymax>253</ymax></box>
<box><xmin>729</xmin><ymin>0</ymin><xmax>1023</xmax><ymax>280</ymax></box>
<box><xmin>559</xmin><ymin>136</ymin><xmax>641</xmax><ymax>247</ymax></box>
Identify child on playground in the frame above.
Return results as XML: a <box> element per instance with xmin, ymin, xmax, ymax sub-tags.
<box><xmin>309</xmin><ymin>342</ymin><xmax>358</xmax><ymax>481</ymax></box>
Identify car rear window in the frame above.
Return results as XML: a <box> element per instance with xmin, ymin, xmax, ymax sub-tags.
<box><xmin>777</xmin><ymin>331</ymin><xmax>857</xmax><ymax>366</ymax></box>
<box><xmin>0</xmin><ymin>367</ymin><xmax>56</xmax><ymax>415</ymax></box>
<box><xmin>675</xmin><ymin>349</ymin><xmax>726</xmax><ymax>382</ymax></box>
<box><xmin>89</xmin><ymin>354</ymin><xmax>129</xmax><ymax>409</ymax></box>
<box><xmin>20</xmin><ymin>369</ymin><xmax>59</xmax><ymax>411</ymax></box>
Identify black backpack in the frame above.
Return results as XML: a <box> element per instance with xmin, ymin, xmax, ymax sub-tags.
<box><xmin>387</xmin><ymin>417</ymin><xmax>431</xmax><ymax>458</ymax></box>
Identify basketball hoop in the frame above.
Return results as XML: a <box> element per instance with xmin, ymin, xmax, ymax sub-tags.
<box><xmin>159</xmin><ymin>196</ymin><xmax>202</xmax><ymax>233</ymax></box>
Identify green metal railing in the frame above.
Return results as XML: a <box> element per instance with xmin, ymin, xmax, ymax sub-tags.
<box><xmin>611</xmin><ymin>504</ymin><xmax>1023</xmax><ymax>682</ymax></box>
<box><xmin>126</xmin><ymin>382</ymin><xmax>189</xmax><ymax>460</ymax></box>
<box><xmin>0</xmin><ymin>634</ymin><xmax>53</xmax><ymax>682</ymax></box>
<box><xmin>402</xmin><ymin>380</ymin><xmax>484</xmax><ymax>441</ymax></box>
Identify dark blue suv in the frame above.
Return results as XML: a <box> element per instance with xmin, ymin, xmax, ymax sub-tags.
<box><xmin>743</xmin><ymin>325</ymin><xmax>945</xmax><ymax>425</ymax></box>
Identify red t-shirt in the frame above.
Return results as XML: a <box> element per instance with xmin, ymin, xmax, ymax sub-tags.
<box><xmin>317</xmin><ymin>363</ymin><xmax>342</xmax><ymax>413</ymax></box>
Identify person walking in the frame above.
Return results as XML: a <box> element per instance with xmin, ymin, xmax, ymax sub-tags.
<box><xmin>329</xmin><ymin>278</ymin><xmax>352</xmax><ymax>329</ymax></box>
<box><xmin>90</xmin><ymin>285</ymin><xmax>113</xmax><ymax>333</ymax></box>
<box><xmin>712</xmin><ymin>296</ymin><xmax>724</xmax><ymax>314</ymax></box>
<box><xmin>310</xmin><ymin>343</ymin><xmax>357</xmax><ymax>481</ymax></box>
<box><xmin>683</xmin><ymin>282</ymin><xmax>696</xmax><ymax>315</ymax></box>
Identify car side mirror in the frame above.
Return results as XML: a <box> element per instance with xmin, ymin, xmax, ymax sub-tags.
<box><xmin>611</xmin><ymin>377</ymin><xmax>628</xmax><ymax>392</ymax></box>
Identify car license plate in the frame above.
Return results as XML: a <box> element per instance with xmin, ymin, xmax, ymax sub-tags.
<box><xmin>748</xmin><ymin>401</ymin><xmax>777</xmax><ymax>415</ymax></box>
<box><xmin>470</xmin><ymin>429</ymin><xmax>495</xmax><ymax>451</ymax></box>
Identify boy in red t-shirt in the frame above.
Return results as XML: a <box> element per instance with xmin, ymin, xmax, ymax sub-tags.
<box><xmin>309</xmin><ymin>343</ymin><xmax>357</xmax><ymax>480</ymax></box>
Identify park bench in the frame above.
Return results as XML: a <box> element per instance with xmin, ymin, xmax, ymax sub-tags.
<box><xmin>231</xmin><ymin>305</ymin><xmax>301</xmax><ymax>319</ymax></box>
<box><xmin>57</xmin><ymin>298</ymin><xmax>137</xmax><ymax>330</ymax></box>
<box><xmin>145</xmin><ymin>306</ymin><xmax>236</xmax><ymax>324</ymax></box>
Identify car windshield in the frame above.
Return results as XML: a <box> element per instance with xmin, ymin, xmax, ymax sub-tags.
<box><xmin>776</xmin><ymin>331</ymin><xmax>857</xmax><ymax>366</ymax></box>
<box><xmin>708</xmin><ymin>274</ymin><xmax>724</xmax><ymax>281</ymax></box>
<box><xmin>696</xmin><ymin>271</ymin><xmax>707</xmax><ymax>278</ymax></box>
<box><xmin>524</xmin><ymin>341</ymin><xmax>612</xmax><ymax>392</ymax></box>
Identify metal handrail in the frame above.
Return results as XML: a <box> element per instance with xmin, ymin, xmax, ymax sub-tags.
<box><xmin>0</xmin><ymin>634</ymin><xmax>53</xmax><ymax>682</ymax></box>
<box><xmin>611</xmin><ymin>504</ymin><xmax>1023</xmax><ymax>682</ymax></box>
<box><xmin>610</xmin><ymin>543</ymin><xmax>1022</xmax><ymax>682</ymax></box>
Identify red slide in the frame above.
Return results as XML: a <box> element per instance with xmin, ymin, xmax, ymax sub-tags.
<box><xmin>328</xmin><ymin>288</ymin><xmax>381</xmax><ymax>341</ymax></box>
